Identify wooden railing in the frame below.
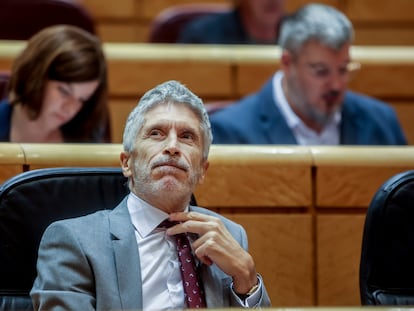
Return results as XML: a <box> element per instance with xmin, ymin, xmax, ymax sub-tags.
<box><xmin>1</xmin><ymin>42</ymin><xmax>414</xmax><ymax>144</ymax></box>
<box><xmin>1</xmin><ymin>143</ymin><xmax>414</xmax><ymax>306</ymax></box>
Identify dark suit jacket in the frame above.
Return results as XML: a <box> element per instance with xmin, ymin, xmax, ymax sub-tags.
<box><xmin>178</xmin><ymin>10</ymin><xmax>247</xmax><ymax>44</ymax></box>
<box><xmin>31</xmin><ymin>198</ymin><xmax>271</xmax><ymax>310</ymax></box>
<box><xmin>178</xmin><ymin>9</ymin><xmax>279</xmax><ymax>45</ymax></box>
<box><xmin>210</xmin><ymin>78</ymin><xmax>407</xmax><ymax>145</ymax></box>
<box><xmin>0</xmin><ymin>98</ymin><xmax>12</xmax><ymax>141</ymax></box>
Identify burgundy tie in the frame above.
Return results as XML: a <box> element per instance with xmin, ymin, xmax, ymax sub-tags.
<box><xmin>159</xmin><ymin>219</ymin><xmax>206</xmax><ymax>308</ymax></box>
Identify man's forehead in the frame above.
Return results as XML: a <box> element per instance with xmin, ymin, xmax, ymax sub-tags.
<box><xmin>145</xmin><ymin>101</ymin><xmax>194</xmax><ymax>113</ymax></box>
<box><xmin>142</xmin><ymin>104</ymin><xmax>200</xmax><ymax>128</ymax></box>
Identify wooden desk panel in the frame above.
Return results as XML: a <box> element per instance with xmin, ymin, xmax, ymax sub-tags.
<box><xmin>390</xmin><ymin>102</ymin><xmax>414</xmax><ymax>145</ymax></box>
<box><xmin>316</xmin><ymin>215</ymin><xmax>366</xmax><ymax>306</ymax></box>
<box><xmin>236</xmin><ymin>63</ymin><xmax>278</xmax><ymax>96</ymax></box>
<box><xmin>353</xmin><ymin>28</ymin><xmax>414</xmax><ymax>46</ymax></box>
<box><xmin>311</xmin><ymin>146</ymin><xmax>414</xmax><ymax>207</ymax></box>
<box><xmin>315</xmin><ymin>166</ymin><xmax>411</xmax><ymax>208</ymax></box>
<box><xmin>225</xmin><ymin>213</ymin><xmax>314</xmax><ymax>306</ymax></box>
<box><xmin>349</xmin><ymin>63</ymin><xmax>414</xmax><ymax>98</ymax></box>
<box><xmin>0</xmin><ymin>143</ymin><xmax>25</xmax><ymax>183</ymax></box>
<box><xmin>345</xmin><ymin>0</ymin><xmax>414</xmax><ymax>22</ymax></box>
<box><xmin>81</xmin><ymin>0</ymin><xmax>135</xmax><ymax>19</ymax></box>
<box><xmin>108</xmin><ymin>99</ymin><xmax>136</xmax><ymax>143</ymax></box>
<box><xmin>108</xmin><ymin>59</ymin><xmax>233</xmax><ymax>98</ymax></box>
<box><xmin>20</xmin><ymin>143</ymin><xmax>122</xmax><ymax>170</ymax></box>
<box><xmin>286</xmin><ymin>0</ymin><xmax>341</xmax><ymax>11</ymax></box>
<box><xmin>96</xmin><ymin>24</ymin><xmax>143</xmax><ymax>43</ymax></box>
<box><xmin>195</xmin><ymin>145</ymin><xmax>313</xmax><ymax>208</ymax></box>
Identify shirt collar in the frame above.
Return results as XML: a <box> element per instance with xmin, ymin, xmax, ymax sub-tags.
<box><xmin>127</xmin><ymin>192</ymin><xmax>189</xmax><ymax>238</ymax></box>
<box><xmin>273</xmin><ymin>71</ymin><xmax>305</xmax><ymax>129</ymax></box>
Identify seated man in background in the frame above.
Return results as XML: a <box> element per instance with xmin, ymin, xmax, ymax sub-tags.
<box><xmin>178</xmin><ymin>0</ymin><xmax>285</xmax><ymax>44</ymax></box>
<box><xmin>209</xmin><ymin>3</ymin><xmax>407</xmax><ymax>145</ymax></box>
<box><xmin>30</xmin><ymin>80</ymin><xmax>271</xmax><ymax>310</ymax></box>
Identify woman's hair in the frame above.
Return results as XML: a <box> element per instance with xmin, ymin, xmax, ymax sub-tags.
<box><xmin>278</xmin><ymin>3</ymin><xmax>354</xmax><ymax>56</ymax></box>
<box><xmin>8</xmin><ymin>25</ymin><xmax>110</xmax><ymax>142</ymax></box>
<box><xmin>123</xmin><ymin>80</ymin><xmax>213</xmax><ymax>160</ymax></box>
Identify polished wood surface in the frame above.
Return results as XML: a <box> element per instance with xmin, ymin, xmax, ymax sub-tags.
<box><xmin>196</xmin><ymin>145</ymin><xmax>312</xmax><ymax>207</ymax></box>
<box><xmin>0</xmin><ymin>143</ymin><xmax>26</xmax><ymax>183</ymax></box>
<box><xmin>19</xmin><ymin>143</ymin><xmax>122</xmax><ymax>169</ymax></box>
<box><xmin>1</xmin><ymin>144</ymin><xmax>414</xmax><ymax>306</ymax></box>
<box><xmin>311</xmin><ymin>146</ymin><xmax>414</xmax><ymax>207</ymax></box>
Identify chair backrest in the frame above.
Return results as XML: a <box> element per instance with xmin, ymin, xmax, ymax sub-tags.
<box><xmin>0</xmin><ymin>71</ymin><xmax>10</xmax><ymax>100</ymax></box>
<box><xmin>0</xmin><ymin>167</ymin><xmax>129</xmax><ymax>310</ymax></box>
<box><xmin>360</xmin><ymin>170</ymin><xmax>414</xmax><ymax>305</ymax></box>
<box><xmin>148</xmin><ymin>3</ymin><xmax>230</xmax><ymax>43</ymax></box>
<box><xmin>0</xmin><ymin>167</ymin><xmax>197</xmax><ymax>310</ymax></box>
<box><xmin>205</xmin><ymin>100</ymin><xmax>234</xmax><ymax>115</ymax></box>
<box><xmin>0</xmin><ymin>0</ymin><xmax>96</xmax><ymax>40</ymax></box>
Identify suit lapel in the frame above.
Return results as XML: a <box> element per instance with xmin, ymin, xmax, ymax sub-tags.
<box><xmin>109</xmin><ymin>198</ymin><xmax>143</xmax><ymax>310</ymax></box>
<box><xmin>258</xmin><ymin>79</ymin><xmax>297</xmax><ymax>144</ymax></box>
<box><xmin>108</xmin><ymin>203</ymin><xmax>232</xmax><ymax>309</ymax></box>
<box><xmin>340</xmin><ymin>93</ymin><xmax>364</xmax><ymax>144</ymax></box>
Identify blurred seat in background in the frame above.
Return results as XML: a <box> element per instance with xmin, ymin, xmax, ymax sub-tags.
<box><xmin>0</xmin><ymin>0</ymin><xmax>96</xmax><ymax>40</ymax></box>
<box><xmin>148</xmin><ymin>3</ymin><xmax>230</xmax><ymax>43</ymax></box>
<box><xmin>205</xmin><ymin>100</ymin><xmax>234</xmax><ymax>115</ymax></box>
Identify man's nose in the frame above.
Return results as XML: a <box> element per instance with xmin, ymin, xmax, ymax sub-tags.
<box><xmin>164</xmin><ymin>134</ymin><xmax>180</xmax><ymax>155</ymax></box>
<box><xmin>329</xmin><ymin>71</ymin><xmax>346</xmax><ymax>90</ymax></box>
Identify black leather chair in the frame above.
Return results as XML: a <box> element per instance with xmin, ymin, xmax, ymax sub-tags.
<box><xmin>360</xmin><ymin>170</ymin><xmax>414</xmax><ymax>305</ymax></box>
<box><xmin>0</xmin><ymin>167</ymin><xmax>197</xmax><ymax>310</ymax></box>
<box><xmin>0</xmin><ymin>0</ymin><xmax>96</xmax><ymax>40</ymax></box>
<box><xmin>0</xmin><ymin>167</ymin><xmax>129</xmax><ymax>310</ymax></box>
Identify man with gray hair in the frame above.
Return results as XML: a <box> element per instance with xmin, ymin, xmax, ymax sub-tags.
<box><xmin>31</xmin><ymin>80</ymin><xmax>271</xmax><ymax>310</ymax></box>
<box><xmin>210</xmin><ymin>3</ymin><xmax>407</xmax><ymax>145</ymax></box>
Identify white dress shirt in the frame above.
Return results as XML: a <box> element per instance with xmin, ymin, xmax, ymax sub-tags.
<box><xmin>126</xmin><ymin>192</ymin><xmax>262</xmax><ymax>310</ymax></box>
<box><xmin>273</xmin><ymin>71</ymin><xmax>341</xmax><ymax>145</ymax></box>
<box><xmin>127</xmin><ymin>193</ymin><xmax>184</xmax><ymax>310</ymax></box>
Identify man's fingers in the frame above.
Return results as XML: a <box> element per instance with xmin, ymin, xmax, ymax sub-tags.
<box><xmin>169</xmin><ymin>211</ymin><xmax>212</xmax><ymax>222</ymax></box>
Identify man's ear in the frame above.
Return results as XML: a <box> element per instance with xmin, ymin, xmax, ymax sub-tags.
<box><xmin>120</xmin><ymin>151</ymin><xmax>133</xmax><ymax>178</ymax></box>
<box><xmin>197</xmin><ymin>160</ymin><xmax>210</xmax><ymax>185</ymax></box>
<box><xmin>280</xmin><ymin>50</ymin><xmax>293</xmax><ymax>72</ymax></box>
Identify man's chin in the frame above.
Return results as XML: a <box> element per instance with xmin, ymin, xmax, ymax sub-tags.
<box><xmin>156</xmin><ymin>176</ymin><xmax>184</xmax><ymax>191</ymax></box>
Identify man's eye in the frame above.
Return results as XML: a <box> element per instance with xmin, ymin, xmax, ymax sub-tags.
<box><xmin>338</xmin><ymin>67</ymin><xmax>348</xmax><ymax>76</ymax></box>
<box><xmin>150</xmin><ymin>130</ymin><xmax>162</xmax><ymax>136</ymax></box>
<box><xmin>182</xmin><ymin>132</ymin><xmax>194</xmax><ymax>140</ymax></box>
<box><xmin>315</xmin><ymin>68</ymin><xmax>330</xmax><ymax>77</ymax></box>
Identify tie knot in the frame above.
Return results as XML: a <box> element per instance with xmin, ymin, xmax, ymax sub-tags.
<box><xmin>158</xmin><ymin>219</ymin><xmax>179</xmax><ymax>229</ymax></box>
